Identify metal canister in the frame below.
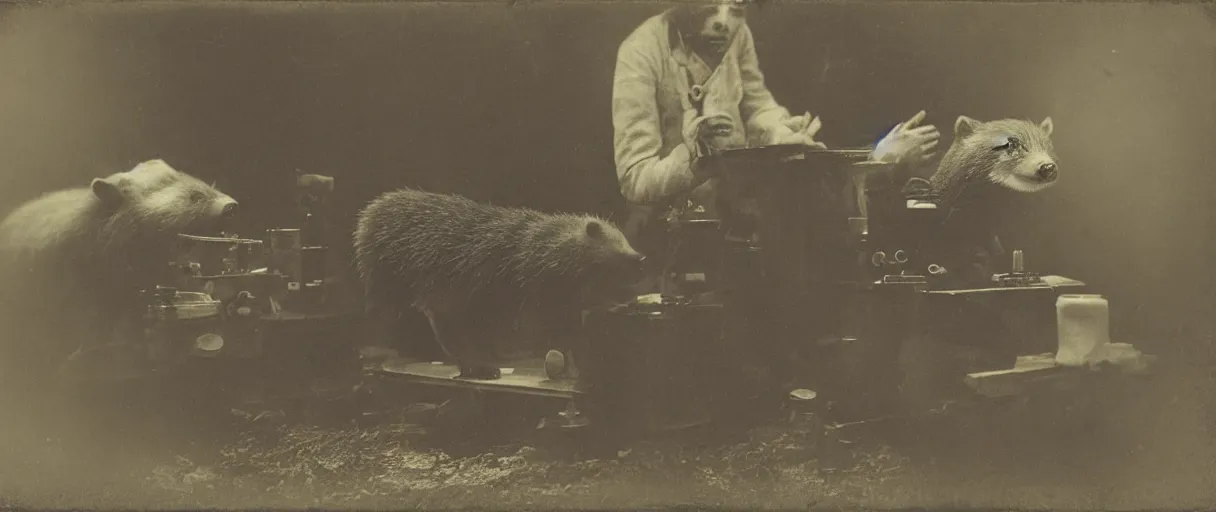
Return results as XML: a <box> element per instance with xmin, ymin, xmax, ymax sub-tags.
<box><xmin>301</xmin><ymin>245</ymin><xmax>328</xmax><ymax>284</ymax></box>
<box><xmin>721</xmin><ymin>237</ymin><xmax>763</xmax><ymax>292</ymax></box>
<box><xmin>785</xmin><ymin>388</ymin><xmax>826</xmax><ymax>455</ymax></box>
<box><xmin>662</xmin><ymin>218</ymin><xmax>723</xmax><ymax>297</ymax></box>
<box><xmin>267</xmin><ymin>229</ymin><xmax>303</xmax><ymax>284</ymax></box>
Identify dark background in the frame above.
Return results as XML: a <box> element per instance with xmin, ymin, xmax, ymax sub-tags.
<box><xmin>0</xmin><ymin>1</ymin><xmax>1212</xmax><ymax>358</ymax></box>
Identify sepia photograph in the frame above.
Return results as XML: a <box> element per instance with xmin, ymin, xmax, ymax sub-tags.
<box><xmin>0</xmin><ymin>0</ymin><xmax>1213</xmax><ymax>509</ymax></box>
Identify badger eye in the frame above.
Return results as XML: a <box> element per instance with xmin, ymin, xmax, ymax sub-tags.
<box><xmin>189</xmin><ymin>191</ymin><xmax>206</xmax><ymax>203</ymax></box>
<box><xmin>994</xmin><ymin>136</ymin><xmax>1020</xmax><ymax>151</ymax></box>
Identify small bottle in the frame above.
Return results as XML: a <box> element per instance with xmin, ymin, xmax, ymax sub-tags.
<box><xmin>1055</xmin><ymin>294</ymin><xmax>1111</xmax><ymax>366</ymax></box>
<box><xmin>1012</xmin><ymin>250</ymin><xmax>1025</xmax><ymax>273</ymax></box>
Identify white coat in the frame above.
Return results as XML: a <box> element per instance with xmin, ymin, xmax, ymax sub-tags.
<box><xmin>612</xmin><ymin>9</ymin><xmax>799</xmax><ymax>209</ymax></box>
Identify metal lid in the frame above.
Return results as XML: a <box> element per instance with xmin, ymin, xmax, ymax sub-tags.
<box><xmin>789</xmin><ymin>388</ymin><xmax>818</xmax><ymax>401</ymax></box>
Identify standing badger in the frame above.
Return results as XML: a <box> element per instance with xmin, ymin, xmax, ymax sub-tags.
<box><xmin>901</xmin><ymin>115</ymin><xmax>1059</xmax><ymax>285</ymax></box>
<box><xmin>0</xmin><ymin>159</ymin><xmax>239</xmax><ymax>380</ymax></box>
<box><xmin>352</xmin><ymin>188</ymin><xmax>648</xmax><ymax>380</ymax></box>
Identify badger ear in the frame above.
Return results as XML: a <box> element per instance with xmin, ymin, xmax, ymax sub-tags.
<box><xmin>134</xmin><ymin>159</ymin><xmax>171</xmax><ymax>172</ymax></box>
<box><xmin>954</xmin><ymin>115</ymin><xmax>981</xmax><ymax>139</ymax></box>
<box><xmin>91</xmin><ymin>177</ymin><xmax>125</xmax><ymax>208</ymax></box>
<box><xmin>585</xmin><ymin>220</ymin><xmax>605</xmax><ymax>238</ymax></box>
<box><xmin>1039</xmin><ymin>117</ymin><xmax>1054</xmax><ymax>136</ymax></box>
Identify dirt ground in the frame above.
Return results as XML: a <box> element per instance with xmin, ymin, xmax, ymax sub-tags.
<box><xmin>2</xmin><ymin>361</ymin><xmax>1215</xmax><ymax>511</ymax></box>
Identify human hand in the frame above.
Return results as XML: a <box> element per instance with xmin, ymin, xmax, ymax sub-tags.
<box><xmin>681</xmin><ymin>111</ymin><xmax>735</xmax><ymax>180</ymax></box>
<box><xmin>682</xmin><ymin>111</ymin><xmax>736</xmax><ymax>152</ymax></box>
<box><xmin>871</xmin><ymin>110</ymin><xmax>940</xmax><ymax>165</ymax></box>
<box><xmin>772</xmin><ymin>112</ymin><xmax>826</xmax><ymax>149</ymax></box>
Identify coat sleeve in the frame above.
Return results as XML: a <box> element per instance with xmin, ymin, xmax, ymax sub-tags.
<box><xmin>737</xmin><ymin>24</ymin><xmax>795</xmax><ymax>145</ymax></box>
<box><xmin>612</xmin><ymin>36</ymin><xmax>698</xmax><ymax>206</ymax></box>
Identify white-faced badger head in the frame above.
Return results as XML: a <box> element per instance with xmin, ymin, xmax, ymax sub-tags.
<box><xmin>942</xmin><ymin>115</ymin><xmax>1059</xmax><ymax>194</ymax></box>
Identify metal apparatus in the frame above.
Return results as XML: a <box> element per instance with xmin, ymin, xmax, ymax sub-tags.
<box><xmin>134</xmin><ymin>173</ymin><xmax>354</xmax><ymax>375</ymax></box>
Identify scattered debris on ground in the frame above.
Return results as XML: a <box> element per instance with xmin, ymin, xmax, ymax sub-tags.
<box><xmin>125</xmin><ymin>397</ymin><xmax>915</xmax><ymax>509</ymax></box>
<box><xmin>8</xmin><ymin>365</ymin><xmax>1216</xmax><ymax>510</ymax></box>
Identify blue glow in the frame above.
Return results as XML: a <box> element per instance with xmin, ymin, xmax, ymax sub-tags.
<box><xmin>874</xmin><ymin>124</ymin><xmax>897</xmax><ymax>146</ymax></box>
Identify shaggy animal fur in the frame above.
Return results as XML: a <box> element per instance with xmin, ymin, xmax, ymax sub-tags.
<box><xmin>1</xmin><ymin>159</ymin><xmax>238</xmax><ymax>268</ymax></box>
<box><xmin>352</xmin><ymin>188</ymin><xmax>647</xmax><ymax>380</ymax></box>
<box><xmin>904</xmin><ymin>115</ymin><xmax>1058</xmax><ymax>212</ymax></box>
<box><xmin>0</xmin><ymin>159</ymin><xmax>238</xmax><ymax>378</ymax></box>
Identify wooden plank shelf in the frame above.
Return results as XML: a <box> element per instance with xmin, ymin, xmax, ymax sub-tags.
<box><xmin>964</xmin><ymin>348</ymin><xmax>1157</xmax><ymax>398</ymax></box>
<box><xmin>374</xmin><ymin>357</ymin><xmax>581</xmax><ymax>399</ymax></box>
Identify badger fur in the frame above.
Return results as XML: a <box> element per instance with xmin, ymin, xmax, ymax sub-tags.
<box><xmin>904</xmin><ymin>115</ymin><xmax>1058</xmax><ymax>211</ymax></box>
<box><xmin>352</xmin><ymin>188</ymin><xmax>648</xmax><ymax>380</ymax></box>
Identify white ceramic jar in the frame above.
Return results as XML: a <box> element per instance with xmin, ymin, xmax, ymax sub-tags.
<box><xmin>1055</xmin><ymin>294</ymin><xmax>1111</xmax><ymax>366</ymax></box>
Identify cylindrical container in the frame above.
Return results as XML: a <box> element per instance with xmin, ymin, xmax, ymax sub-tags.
<box><xmin>721</xmin><ymin>238</ymin><xmax>764</xmax><ymax>292</ymax></box>
<box><xmin>847</xmin><ymin>216</ymin><xmax>868</xmax><ymax>238</ymax></box>
<box><xmin>301</xmin><ymin>246</ymin><xmax>328</xmax><ymax>283</ymax></box>
<box><xmin>664</xmin><ymin>218</ymin><xmax>723</xmax><ymax>297</ymax></box>
<box><xmin>1055</xmin><ymin>294</ymin><xmax>1111</xmax><ymax>366</ymax></box>
<box><xmin>267</xmin><ymin>229</ymin><xmax>303</xmax><ymax>283</ymax></box>
<box><xmin>303</xmin><ymin>212</ymin><xmax>323</xmax><ymax>247</ymax></box>
<box><xmin>783</xmin><ymin>388</ymin><xmax>825</xmax><ymax>458</ymax></box>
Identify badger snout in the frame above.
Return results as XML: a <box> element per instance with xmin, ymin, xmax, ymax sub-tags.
<box><xmin>628</xmin><ymin>252</ymin><xmax>648</xmax><ymax>272</ymax></box>
<box><xmin>1036</xmin><ymin>162</ymin><xmax>1058</xmax><ymax>182</ymax></box>
<box><xmin>219</xmin><ymin>199</ymin><xmax>239</xmax><ymax>218</ymax></box>
<box><xmin>619</xmin><ymin>251</ymin><xmax>650</xmax><ymax>282</ymax></box>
